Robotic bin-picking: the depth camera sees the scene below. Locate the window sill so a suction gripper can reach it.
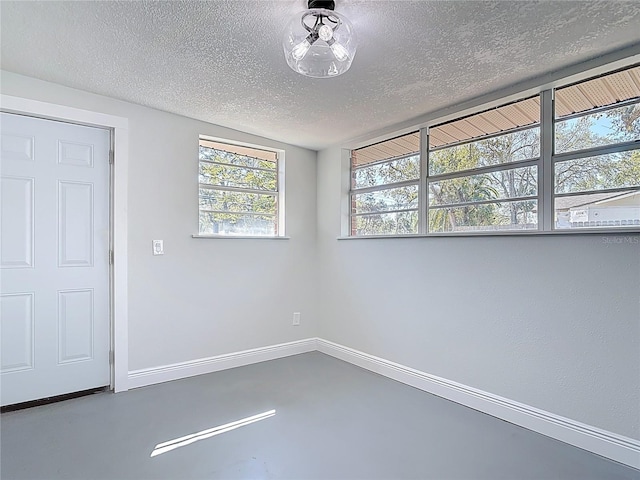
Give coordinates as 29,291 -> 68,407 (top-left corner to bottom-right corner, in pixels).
337,228 -> 640,240
192,234 -> 290,240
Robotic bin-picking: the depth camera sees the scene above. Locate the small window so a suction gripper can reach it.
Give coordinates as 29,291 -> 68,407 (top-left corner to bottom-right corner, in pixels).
553,65 -> 640,229
428,96 -> 541,233
350,132 -> 420,236
198,139 -> 282,236
555,66 -> 640,154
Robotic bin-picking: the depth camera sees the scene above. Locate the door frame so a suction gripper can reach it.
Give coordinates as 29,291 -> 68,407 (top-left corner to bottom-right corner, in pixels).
1,94 -> 129,393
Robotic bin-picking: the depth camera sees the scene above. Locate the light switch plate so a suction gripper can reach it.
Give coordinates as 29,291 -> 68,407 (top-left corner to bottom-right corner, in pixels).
152,240 -> 164,255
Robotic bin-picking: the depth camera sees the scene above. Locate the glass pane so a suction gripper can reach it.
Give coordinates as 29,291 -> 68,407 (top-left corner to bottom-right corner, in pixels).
199,189 -> 276,214
352,131 -> 419,167
555,191 -> 640,229
199,162 -> 277,191
429,127 -> 540,176
429,200 -> 538,233
555,103 -> 640,154
429,96 -> 540,150
199,211 -> 276,236
352,155 -> 419,189
555,65 -> 640,118
352,185 -> 418,214
429,165 -> 537,206
352,210 -> 418,236
554,149 -> 640,194
199,146 -> 276,170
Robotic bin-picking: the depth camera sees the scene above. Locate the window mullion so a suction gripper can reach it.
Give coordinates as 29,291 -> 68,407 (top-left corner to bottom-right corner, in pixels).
428,157 -> 539,182
541,89 -> 554,232
199,184 -> 277,196
419,127 -> 428,235
430,194 -> 538,210
553,140 -> 640,163
353,207 -> 418,217
351,178 -> 419,195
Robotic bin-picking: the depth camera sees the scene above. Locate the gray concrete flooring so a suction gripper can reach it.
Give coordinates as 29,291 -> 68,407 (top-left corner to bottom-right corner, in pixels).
1,352 -> 638,480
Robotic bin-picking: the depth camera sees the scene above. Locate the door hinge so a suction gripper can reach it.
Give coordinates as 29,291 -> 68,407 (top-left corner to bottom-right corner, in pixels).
109,350 -> 115,365
109,250 -> 114,265
109,149 -> 114,164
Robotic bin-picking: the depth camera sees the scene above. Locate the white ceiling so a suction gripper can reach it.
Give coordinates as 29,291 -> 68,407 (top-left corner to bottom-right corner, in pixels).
2,1 -> 640,151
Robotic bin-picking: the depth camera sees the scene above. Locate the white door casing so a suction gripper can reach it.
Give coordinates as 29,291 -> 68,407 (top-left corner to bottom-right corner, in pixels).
1,112 -> 110,405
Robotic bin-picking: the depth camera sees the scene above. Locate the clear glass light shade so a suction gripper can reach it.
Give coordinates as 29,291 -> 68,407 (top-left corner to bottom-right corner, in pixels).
283,8 -> 357,78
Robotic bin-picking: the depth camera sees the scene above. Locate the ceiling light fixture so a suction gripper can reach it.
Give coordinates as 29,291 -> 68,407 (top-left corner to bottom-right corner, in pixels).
283,0 -> 357,78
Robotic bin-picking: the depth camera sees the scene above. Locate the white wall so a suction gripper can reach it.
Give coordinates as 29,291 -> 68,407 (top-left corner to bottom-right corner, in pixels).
4,69 -> 639,442
1,71 -> 318,371
316,146 -> 640,440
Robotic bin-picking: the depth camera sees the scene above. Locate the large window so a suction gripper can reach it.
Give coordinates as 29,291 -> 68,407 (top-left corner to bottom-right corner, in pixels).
350,132 -> 420,235
198,139 -> 282,236
349,63 -> 640,236
428,96 -> 540,233
553,67 -> 640,229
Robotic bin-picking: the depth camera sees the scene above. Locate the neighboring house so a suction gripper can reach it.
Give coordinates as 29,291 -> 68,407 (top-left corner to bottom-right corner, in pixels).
556,190 -> 640,228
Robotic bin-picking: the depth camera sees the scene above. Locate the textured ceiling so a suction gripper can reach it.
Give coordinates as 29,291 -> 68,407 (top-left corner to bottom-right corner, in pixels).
2,1 -> 640,151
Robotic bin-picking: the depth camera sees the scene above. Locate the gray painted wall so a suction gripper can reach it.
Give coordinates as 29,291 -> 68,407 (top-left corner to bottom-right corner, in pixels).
316,146 -> 640,440
1,71 -> 318,371
3,70 -> 638,441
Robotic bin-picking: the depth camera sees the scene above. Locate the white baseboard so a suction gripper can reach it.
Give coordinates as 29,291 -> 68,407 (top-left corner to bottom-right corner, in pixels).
127,338 -> 317,390
317,338 -> 640,470
126,336 -> 639,469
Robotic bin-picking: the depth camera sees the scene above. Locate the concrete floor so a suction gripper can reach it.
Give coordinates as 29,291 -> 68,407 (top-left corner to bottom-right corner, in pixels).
1,352 -> 638,480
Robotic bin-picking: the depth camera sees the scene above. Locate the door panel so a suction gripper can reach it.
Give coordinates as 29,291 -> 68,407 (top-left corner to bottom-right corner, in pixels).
0,112 -> 110,406
58,181 -> 94,267
58,289 -> 94,364
0,293 -> 35,373
0,176 -> 34,268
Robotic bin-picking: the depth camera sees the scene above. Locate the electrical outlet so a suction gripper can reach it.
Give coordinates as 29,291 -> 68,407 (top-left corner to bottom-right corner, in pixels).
292,312 -> 300,326
152,240 -> 164,255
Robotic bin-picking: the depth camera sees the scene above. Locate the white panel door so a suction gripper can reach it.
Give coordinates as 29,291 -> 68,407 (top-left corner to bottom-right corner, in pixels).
1,112 -> 110,406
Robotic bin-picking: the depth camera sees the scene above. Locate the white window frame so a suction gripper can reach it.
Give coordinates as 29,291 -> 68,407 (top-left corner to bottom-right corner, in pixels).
551,94 -> 640,230
425,117 -> 542,235
347,62 -> 640,238
349,149 -> 421,236
194,136 -> 286,239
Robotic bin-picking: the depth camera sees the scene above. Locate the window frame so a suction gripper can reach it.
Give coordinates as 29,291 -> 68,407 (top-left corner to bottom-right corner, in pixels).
349,133 -> 421,236
350,157 -> 421,236
347,63 -> 640,237
196,136 -> 286,238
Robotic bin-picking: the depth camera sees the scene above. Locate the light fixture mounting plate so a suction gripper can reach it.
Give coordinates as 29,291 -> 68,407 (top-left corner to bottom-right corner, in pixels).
308,0 -> 335,10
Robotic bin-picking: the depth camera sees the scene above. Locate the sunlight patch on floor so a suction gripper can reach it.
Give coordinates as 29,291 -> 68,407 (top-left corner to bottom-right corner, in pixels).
150,409 -> 276,457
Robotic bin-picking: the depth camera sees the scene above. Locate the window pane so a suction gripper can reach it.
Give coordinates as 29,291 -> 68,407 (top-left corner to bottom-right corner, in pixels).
429,165 -> 537,206
352,185 -> 418,214
352,132 -> 420,167
555,191 -> 640,229
429,96 -> 540,150
199,163 -> 277,191
199,212 -> 276,236
555,103 -> 640,154
429,199 -> 538,233
429,127 -> 540,176
352,211 -> 418,236
554,149 -> 640,194
199,146 -> 276,170
352,155 -> 419,189
199,189 -> 276,214
555,65 -> 640,118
